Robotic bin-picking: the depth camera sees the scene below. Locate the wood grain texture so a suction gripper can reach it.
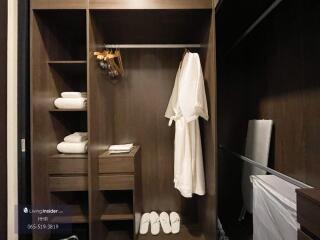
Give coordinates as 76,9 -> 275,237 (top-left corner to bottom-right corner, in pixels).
297,188 -> 320,238
198,10 -> 217,240
89,0 -> 212,9
0,0 -> 7,238
99,175 -> 134,190
31,10 -> 88,239
49,176 -> 88,192
48,157 -> 88,174
31,0 -> 88,9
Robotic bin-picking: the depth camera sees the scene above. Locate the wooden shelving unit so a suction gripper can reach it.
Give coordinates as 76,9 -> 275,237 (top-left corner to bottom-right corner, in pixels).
31,2 -> 217,240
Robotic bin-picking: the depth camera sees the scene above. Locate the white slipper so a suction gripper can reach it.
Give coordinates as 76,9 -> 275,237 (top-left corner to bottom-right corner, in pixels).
160,212 -> 171,234
150,211 -> 160,235
170,212 -> 180,234
139,213 -> 150,235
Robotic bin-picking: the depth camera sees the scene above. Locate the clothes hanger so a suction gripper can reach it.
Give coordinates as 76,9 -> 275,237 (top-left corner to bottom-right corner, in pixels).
94,49 -> 125,78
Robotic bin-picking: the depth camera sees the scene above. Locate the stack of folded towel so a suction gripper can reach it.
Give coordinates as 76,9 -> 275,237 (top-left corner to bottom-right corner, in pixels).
57,132 -> 88,154
109,144 -> 134,154
54,92 -> 87,110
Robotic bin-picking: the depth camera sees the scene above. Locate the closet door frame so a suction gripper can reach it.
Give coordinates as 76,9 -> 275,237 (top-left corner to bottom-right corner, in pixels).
18,0 -> 31,238
0,0 -> 8,238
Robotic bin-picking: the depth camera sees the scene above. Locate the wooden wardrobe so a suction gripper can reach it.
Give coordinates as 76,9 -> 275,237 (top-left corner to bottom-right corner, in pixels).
30,1 -> 217,239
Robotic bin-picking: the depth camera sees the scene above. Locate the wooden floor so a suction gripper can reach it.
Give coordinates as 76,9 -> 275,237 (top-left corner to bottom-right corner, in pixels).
137,225 -> 205,240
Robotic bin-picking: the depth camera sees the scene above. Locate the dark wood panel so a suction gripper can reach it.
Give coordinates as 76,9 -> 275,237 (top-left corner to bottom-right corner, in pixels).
198,10 -> 217,240
297,188 -> 320,238
49,176 -> 88,192
99,175 -> 134,190
48,157 -> 88,174
31,0 -> 88,9
89,0 -> 212,9
0,0 -> 7,238
298,230 -> 313,240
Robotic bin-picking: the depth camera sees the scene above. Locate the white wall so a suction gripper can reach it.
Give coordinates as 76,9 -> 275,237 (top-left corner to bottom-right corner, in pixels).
7,0 -> 18,238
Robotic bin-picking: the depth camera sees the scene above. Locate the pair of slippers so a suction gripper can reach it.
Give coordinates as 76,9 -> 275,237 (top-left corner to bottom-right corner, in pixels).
139,211 -> 180,235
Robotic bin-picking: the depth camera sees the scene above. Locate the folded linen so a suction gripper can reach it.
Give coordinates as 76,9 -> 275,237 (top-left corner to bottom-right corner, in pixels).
109,144 -> 134,152
64,132 -> 88,143
54,98 -> 87,110
61,92 -> 87,98
57,141 -> 88,154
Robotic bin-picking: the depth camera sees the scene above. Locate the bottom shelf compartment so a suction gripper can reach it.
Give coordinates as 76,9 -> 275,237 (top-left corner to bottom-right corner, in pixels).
100,190 -> 133,221
49,223 -> 88,240
103,221 -> 133,240
50,192 -> 88,224
137,224 -> 205,240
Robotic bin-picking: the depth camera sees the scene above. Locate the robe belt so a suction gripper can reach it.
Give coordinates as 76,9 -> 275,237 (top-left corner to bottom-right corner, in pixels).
168,114 -> 182,126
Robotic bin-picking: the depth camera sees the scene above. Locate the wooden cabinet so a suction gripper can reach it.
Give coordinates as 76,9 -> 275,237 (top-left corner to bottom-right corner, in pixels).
296,188 -> 320,240
30,1 -> 217,239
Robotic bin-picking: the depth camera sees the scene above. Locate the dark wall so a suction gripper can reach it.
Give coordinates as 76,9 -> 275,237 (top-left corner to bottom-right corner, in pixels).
0,0 -> 7,239
217,0 -> 320,238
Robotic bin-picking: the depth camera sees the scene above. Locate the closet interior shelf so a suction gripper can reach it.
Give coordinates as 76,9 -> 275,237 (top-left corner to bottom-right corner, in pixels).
103,44 -> 204,49
50,153 -> 88,159
49,109 -> 87,112
100,203 -> 133,221
47,60 -> 87,64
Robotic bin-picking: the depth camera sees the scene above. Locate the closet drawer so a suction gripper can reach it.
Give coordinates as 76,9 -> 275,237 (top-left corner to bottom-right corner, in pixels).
99,174 -> 134,190
50,176 -> 88,192
48,155 -> 88,175
99,157 -> 134,173
31,0 -> 88,9
296,188 -> 320,238
98,146 -> 140,174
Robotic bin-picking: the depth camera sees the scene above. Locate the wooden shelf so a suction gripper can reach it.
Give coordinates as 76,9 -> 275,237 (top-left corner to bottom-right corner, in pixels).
50,153 -> 88,159
51,205 -> 88,224
48,60 -> 87,64
101,203 -> 133,221
105,230 -> 132,240
137,225 -> 205,240
49,108 -> 87,112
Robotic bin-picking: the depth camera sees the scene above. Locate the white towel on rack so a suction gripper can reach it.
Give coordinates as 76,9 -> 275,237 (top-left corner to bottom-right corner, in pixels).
61,92 -> 87,98
165,52 -> 208,198
57,141 -> 88,154
242,120 -> 273,214
54,98 -> 87,110
64,132 -> 88,143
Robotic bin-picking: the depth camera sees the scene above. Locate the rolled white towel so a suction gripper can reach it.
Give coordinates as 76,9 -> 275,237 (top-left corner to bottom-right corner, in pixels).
54,98 -> 87,110
61,92 -> 87,98
64,132 -> 88,143
57,141 -> 88,154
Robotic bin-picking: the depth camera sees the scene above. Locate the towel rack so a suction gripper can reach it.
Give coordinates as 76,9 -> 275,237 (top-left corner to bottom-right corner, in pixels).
219,145 -> 312,189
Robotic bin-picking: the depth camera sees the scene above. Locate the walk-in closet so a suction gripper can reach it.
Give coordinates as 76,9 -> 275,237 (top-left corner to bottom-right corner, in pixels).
30,1 -> 217,239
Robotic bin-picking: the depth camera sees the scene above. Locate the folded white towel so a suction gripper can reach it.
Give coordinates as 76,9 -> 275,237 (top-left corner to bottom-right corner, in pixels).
109,144 -> 134,151
64,132 -> 88,143
57,141 -> 88,154
54,98 -> 87,110
61,92 -> 87,98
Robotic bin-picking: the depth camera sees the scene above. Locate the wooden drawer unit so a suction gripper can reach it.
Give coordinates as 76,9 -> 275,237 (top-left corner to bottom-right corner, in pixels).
99,174 -> 134,190
49,154 -> 88,175
99,146 -> 140,173
296,188 -> 320,239
50,176 -> 88,192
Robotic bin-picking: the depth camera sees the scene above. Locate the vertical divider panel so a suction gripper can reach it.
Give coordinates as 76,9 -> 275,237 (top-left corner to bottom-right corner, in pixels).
88,9 -> 115,239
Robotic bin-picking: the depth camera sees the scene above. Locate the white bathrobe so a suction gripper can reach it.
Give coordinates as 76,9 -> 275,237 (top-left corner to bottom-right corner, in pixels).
165,52 -> 209,198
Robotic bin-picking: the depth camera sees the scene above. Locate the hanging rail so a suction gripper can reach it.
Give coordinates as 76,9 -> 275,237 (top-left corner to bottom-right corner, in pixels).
219,145 -> 312,189
103,44 -> 204,49
224,0 -> 285,57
